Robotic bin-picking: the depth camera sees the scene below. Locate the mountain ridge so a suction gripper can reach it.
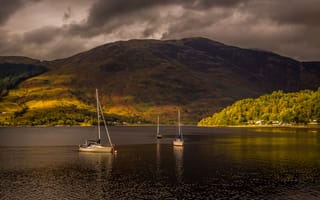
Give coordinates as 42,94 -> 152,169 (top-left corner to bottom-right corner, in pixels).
0,37 -> 319,125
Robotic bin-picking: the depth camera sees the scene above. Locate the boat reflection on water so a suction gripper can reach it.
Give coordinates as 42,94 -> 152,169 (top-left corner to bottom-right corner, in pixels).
173,146 -> 184,183
156,141 -> 161,174
77,152 -> 114,199
78,152 -> 114,179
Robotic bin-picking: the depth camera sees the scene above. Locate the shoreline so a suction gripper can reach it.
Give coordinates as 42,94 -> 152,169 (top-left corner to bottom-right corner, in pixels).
197,124 -> 320,129
1,124 -> 319,129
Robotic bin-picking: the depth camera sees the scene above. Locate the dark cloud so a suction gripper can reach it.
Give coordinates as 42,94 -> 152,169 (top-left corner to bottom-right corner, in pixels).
0,29 -> 24,57
23,26 -> 62,44
63,6 -> 72,21
86,0 -> 158,27
181,0 -> 250,9
69,0 -> 249,37
248,0 -> 320,26
0,0 -> 319,61
0,0 -> 25,25
47,37 -> 87,60
0,26 -> 87,60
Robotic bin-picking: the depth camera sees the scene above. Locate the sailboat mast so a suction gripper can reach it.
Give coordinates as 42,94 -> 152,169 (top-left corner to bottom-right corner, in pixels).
157,115 -> 160,134
178,110 -> 181,137
98,101 -> 113,147
96,88 -> 101,141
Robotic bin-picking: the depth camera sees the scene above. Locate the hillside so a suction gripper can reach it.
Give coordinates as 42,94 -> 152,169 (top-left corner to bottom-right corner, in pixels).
0,37 -> 319,125
0,56 -> 40,65
198,89 -> 320,126
0,63 -> 47,97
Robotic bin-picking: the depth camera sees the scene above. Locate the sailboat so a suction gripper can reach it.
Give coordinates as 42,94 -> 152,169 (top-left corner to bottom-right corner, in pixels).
173,110 -> 184,146
79,89 -> 114,153
156,115 -> 162,139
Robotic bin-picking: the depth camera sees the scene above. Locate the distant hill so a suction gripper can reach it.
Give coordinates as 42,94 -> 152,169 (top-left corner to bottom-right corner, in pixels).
198,89 -> 320,126
0,37 -> 319,125
0,56 -> 40,65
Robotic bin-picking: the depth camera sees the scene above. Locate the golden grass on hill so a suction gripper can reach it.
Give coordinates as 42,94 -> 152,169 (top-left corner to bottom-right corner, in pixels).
26,98 -> 90,110
107,105 -> 138,116
0,102 -> 21,112
25,87 -> 65,95
22,74 -> 74,85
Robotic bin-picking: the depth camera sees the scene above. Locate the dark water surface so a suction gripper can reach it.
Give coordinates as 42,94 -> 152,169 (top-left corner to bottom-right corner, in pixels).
0,126 -> 320,199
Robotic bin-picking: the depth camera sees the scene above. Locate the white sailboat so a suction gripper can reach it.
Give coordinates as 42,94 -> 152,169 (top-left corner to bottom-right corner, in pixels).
79,89 -> 114,153
173,110 -> 184,146
156,115 -> 162,139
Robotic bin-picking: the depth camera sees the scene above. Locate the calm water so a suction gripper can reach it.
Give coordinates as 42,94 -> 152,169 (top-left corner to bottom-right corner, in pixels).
0,126 -> 320,199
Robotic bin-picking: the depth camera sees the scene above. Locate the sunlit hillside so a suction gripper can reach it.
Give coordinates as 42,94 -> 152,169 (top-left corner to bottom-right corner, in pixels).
0,38 -> 319,126
198,89 -> 320,126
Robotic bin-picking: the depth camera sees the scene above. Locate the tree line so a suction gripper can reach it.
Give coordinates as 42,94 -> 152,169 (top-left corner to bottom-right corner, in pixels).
1,105 -> 149,126
198,88 -> 320,126
0,63 -> 47,97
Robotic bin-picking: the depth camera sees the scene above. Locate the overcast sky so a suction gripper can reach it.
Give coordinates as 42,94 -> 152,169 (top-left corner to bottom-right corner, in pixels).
0,0 -> 319,61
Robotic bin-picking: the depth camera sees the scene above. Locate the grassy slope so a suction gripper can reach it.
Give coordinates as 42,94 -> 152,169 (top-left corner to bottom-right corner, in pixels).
1,38 -> 319,126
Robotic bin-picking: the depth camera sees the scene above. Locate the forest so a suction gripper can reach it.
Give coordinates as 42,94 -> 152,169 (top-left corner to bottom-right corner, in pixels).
198,88 -> 320,126
1,104 -> 148,127
0,63 -> 47,97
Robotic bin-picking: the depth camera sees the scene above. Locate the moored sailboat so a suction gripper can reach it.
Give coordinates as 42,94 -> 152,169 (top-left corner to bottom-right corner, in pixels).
79,89 -> 114,153
173,110 -> 184,146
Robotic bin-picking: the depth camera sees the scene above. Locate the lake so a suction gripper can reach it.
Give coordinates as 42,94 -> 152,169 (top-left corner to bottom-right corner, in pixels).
0,126 -> 320,199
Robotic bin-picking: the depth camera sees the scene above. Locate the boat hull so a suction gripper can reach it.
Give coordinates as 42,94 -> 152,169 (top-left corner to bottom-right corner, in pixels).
173,139 -> 184,146
79,145 -> 113,153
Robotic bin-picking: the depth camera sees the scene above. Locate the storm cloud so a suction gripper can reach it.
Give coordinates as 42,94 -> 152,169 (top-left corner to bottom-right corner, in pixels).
0,0 -> 25,25
0,0 -> 319,61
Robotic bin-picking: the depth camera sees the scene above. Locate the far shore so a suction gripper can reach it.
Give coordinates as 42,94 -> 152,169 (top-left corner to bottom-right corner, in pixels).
1,123 -> 319,129
198,124 -> 320,129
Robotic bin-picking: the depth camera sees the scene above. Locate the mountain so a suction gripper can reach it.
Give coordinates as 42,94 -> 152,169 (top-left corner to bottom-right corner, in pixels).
0,37 -> 319,125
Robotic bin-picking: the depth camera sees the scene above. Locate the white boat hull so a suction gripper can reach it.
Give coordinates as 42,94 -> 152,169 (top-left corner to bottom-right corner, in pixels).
78,89 -> 115,153
173,139 -> 184,146
79,145 -> 113,153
